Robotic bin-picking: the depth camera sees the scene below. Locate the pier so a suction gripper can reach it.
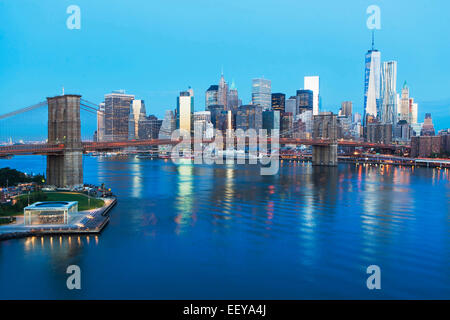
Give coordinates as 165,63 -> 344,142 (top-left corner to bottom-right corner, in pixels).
0,197 -> 116,241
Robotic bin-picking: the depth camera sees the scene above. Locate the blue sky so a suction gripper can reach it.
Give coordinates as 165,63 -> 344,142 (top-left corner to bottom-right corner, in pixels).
1,0 -> 449,136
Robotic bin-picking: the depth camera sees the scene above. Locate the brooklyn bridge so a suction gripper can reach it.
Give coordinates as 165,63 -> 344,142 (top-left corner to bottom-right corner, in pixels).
0,94 -> 409,187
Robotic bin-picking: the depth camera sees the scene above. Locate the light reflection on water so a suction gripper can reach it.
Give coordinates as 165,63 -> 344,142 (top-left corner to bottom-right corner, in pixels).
0,156 -> 449,299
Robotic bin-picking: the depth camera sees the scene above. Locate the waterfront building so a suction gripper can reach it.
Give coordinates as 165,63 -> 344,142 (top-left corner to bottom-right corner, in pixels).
236,105 -> 263,131
158,110 -> 176,154
176,88 -> 194,134
262,110 -> 280,134
138,115 -> 162,140
421,113 -> 435,136
252,78 -> 271,111
24,201 -> 78,225
296,89 -> 313,115
340,101 -> 353,118
285,97 -> 297,117
271,93 -> 285,113
128,100 -> 146,140
304,76 -> 320,115
381,61 -> 397,124
104,90 -> 135,141
411,136 -> 443,157
205,85 -> 219,109
363,37 -> 381,125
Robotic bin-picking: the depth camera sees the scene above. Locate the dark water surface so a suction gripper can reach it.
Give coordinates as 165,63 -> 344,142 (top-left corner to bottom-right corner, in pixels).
0,156 -> 449,299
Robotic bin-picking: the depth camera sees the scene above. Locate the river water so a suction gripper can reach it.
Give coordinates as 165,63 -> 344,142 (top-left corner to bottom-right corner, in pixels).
0,155 -> 449,299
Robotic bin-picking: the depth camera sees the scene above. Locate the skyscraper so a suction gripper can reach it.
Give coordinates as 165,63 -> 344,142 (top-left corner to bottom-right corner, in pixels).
227,80 -> 239,113
218,73 -> 228,108
399,82 -> 410,122
296,89 -> 313,114
205,85 -> 219,109
421,113 -> 435,136
252,78 -> 271,110
271,93 -> 285,113
381,61 -> 397,124
285,97 -> 297,117
104,90 -> 135,141
96,102 -> 105,142
176,88 -> 194,134
304,76 -> 320,115
128,99 -> 146,140
236,105 -> 263,130
363,35 -> 381,124
340,101 -> 353,117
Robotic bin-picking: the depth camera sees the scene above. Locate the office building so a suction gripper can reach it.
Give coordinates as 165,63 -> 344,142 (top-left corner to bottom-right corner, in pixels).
96,102 -> 105,142
176,88 -> 194,134
227,80 -> 239,113
285,97 -> 296,117
262,110 -> 280,134
128,99 -> 146,140
421,113 -> 435,136
296,89 -> 313,115
304,76 -> 320,115
252,78 -> 271,111
205,85 -> 219,109
104,90 -> 135,141
363,38 -> 381,124
236,105 -> 263,131
381,61 -> 397,124
340,101 -> 352,117
271,93 -> 285,113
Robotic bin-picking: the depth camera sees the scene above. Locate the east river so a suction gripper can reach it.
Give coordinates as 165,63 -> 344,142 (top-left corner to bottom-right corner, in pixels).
0,155 -> 449,299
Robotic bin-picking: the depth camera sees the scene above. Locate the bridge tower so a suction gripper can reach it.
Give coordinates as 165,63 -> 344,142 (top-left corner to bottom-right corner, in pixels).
312,113 -> 338,166
46,95 -> 83,187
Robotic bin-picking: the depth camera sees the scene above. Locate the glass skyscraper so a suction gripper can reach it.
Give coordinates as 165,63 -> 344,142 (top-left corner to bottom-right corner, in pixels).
303,76 -> 319,115
363,40 -> 381,124
104,90 -> 135,141
176,88 -> 194,134
296,89 -> 313,115
205,85 -> 218,109
271,93 -> 285,113
381,61 -> 397,125
252,78 -> 271,111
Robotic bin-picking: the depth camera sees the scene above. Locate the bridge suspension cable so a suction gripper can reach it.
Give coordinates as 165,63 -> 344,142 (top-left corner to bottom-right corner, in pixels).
0,101 -> 48,120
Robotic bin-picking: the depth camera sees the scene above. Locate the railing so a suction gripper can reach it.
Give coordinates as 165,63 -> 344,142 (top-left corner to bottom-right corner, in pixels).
0,143 -> 65,155
0,139 -> 410,156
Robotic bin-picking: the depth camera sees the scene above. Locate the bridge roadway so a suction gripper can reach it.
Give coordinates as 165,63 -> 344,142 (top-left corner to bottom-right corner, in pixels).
0,138 -> 408,156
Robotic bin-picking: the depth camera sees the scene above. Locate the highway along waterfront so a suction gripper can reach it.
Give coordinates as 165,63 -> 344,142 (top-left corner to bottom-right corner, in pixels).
0,155 -> 449,299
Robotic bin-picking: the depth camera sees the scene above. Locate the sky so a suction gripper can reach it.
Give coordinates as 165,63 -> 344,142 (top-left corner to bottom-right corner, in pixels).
0,0 -> 449,137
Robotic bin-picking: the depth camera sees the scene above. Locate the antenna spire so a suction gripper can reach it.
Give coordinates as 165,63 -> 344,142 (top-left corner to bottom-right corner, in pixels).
62,86 -> 65,95
371,30 -> 375,50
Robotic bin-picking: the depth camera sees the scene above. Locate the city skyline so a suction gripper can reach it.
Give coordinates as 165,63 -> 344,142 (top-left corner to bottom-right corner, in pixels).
1,1 -> 449,132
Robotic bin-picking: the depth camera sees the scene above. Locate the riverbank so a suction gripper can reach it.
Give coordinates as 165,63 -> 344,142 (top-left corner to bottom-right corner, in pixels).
0,197 -> 116,241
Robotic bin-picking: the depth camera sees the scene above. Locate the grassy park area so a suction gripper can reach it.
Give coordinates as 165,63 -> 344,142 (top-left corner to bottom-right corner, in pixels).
0,191 -> 104,217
